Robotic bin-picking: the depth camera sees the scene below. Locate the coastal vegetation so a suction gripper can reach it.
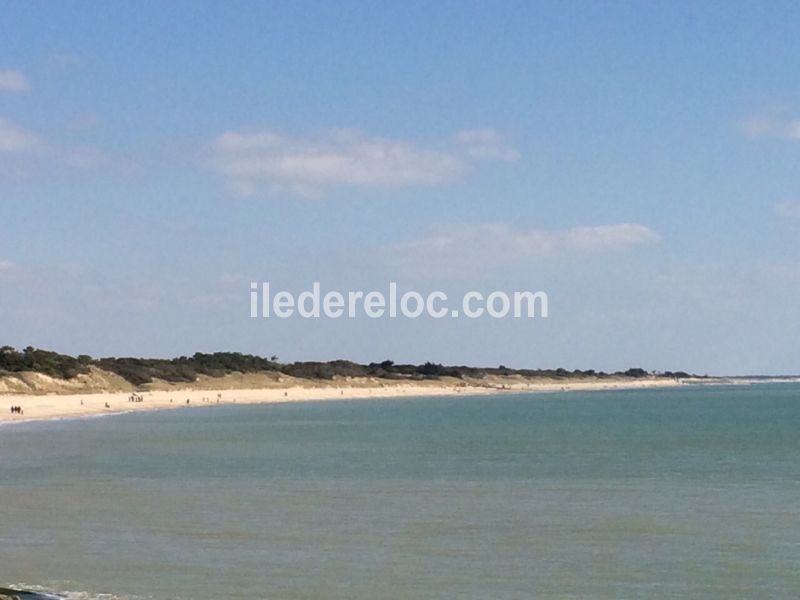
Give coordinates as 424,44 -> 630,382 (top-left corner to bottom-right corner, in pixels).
0,345 -> 693,387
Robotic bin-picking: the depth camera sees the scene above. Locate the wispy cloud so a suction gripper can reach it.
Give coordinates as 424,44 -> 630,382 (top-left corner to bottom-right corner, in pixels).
208,128 -> 516,196
453,128 -> 519,161
0,116 -> 133,179
741,109 -> 800,140
387,222 -> 660,275
0,69 -> 30,93
655,265 -> 749,309
0,260 -> 20,284
774,201 -> 800,219
0,117 -> 43,152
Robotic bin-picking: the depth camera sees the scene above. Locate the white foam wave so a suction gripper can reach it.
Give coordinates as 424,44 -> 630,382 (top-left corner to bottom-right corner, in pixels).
7,584 -> 143,600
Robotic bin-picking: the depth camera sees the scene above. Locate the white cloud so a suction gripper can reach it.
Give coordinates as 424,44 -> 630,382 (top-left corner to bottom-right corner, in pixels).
0,260 -> 16,272
0,117 -> 42,152
741,110 -> 800,140
208,128 -> 516,196
0,117 -> 133,180
0,70 -> 30,93
453,128 -> 519,161
774,201 -> 800,219
387,222 -> 660,275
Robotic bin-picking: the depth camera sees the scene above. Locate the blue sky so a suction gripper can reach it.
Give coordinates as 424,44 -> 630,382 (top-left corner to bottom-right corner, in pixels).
2,1 -> 800,374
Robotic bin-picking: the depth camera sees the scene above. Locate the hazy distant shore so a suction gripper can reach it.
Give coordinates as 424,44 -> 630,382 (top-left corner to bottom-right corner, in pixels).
0,371 -> 687,424
3,361 -> 796,425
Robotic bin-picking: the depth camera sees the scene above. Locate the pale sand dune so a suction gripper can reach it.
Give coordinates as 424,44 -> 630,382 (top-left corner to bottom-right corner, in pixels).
0,377 -> 682,424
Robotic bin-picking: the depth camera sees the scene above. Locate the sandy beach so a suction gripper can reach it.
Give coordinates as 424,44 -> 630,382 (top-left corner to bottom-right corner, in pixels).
0,376 -> 684,425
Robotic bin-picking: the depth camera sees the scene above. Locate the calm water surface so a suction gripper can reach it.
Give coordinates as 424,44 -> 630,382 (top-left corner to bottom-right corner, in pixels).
1,384 -> 799,599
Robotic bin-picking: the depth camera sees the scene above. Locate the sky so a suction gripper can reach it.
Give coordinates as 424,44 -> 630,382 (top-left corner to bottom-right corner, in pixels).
1,1 -> 800,375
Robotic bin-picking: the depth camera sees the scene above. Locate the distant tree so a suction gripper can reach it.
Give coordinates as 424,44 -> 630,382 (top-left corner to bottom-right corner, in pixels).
623,368 -> 648,378
417,362 -> 443,376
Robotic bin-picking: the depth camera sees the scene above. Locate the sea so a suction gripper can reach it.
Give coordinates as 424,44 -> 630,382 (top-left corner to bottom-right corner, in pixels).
1,383 -> 799,599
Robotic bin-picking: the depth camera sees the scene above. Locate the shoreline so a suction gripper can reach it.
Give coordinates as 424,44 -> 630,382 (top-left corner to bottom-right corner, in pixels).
0,377 -> 688,426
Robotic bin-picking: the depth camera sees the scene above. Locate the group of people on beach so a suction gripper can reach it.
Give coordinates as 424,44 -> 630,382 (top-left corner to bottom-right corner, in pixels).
9,405 -> 23,415
198,393 -> 223,404
128,393 -> 144,403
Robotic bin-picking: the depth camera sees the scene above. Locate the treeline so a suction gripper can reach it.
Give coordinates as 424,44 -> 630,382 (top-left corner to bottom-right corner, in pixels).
0,346 -> 692,387
95,353 -> 281,386
0,346 -> 92,380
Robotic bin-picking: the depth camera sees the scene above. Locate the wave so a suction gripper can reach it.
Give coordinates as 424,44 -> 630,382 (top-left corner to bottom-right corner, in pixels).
1,586 -> 136,600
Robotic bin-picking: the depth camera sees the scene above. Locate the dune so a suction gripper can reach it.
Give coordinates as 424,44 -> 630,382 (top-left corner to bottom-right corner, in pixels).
0,369 -> 683,424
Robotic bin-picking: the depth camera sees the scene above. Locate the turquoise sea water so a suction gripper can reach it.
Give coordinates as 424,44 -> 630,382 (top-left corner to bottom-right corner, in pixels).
1,384 -> 799,599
